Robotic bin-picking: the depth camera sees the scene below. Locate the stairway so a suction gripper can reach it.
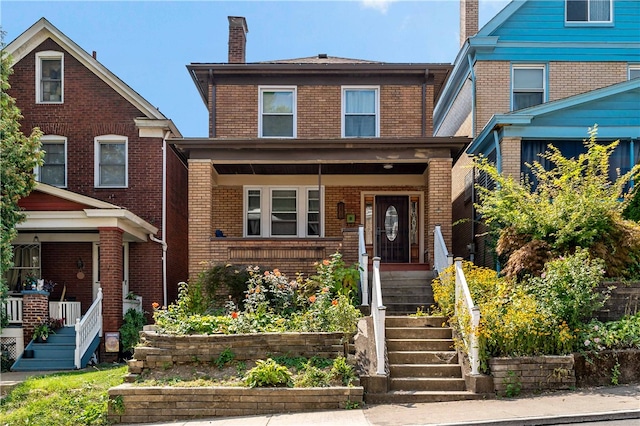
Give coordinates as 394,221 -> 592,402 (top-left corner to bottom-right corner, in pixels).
365,316 -> 485,404
11,326 -> 76,371
378,269 -> 436,315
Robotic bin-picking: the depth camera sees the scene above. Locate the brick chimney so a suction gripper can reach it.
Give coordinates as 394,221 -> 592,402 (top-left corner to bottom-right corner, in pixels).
460,0 -> 479,47
228,16 -> 248,64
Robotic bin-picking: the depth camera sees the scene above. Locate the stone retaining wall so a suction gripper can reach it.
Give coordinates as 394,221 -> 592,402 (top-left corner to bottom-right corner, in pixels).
574,349 -> 640,387
128,330 -> 346,374
489,355 -> 575,395
596,281 -> 640,322
108,385 -> 363,424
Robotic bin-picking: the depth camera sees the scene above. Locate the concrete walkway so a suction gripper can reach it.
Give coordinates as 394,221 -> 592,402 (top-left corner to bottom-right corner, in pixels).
1,370 -> 639,425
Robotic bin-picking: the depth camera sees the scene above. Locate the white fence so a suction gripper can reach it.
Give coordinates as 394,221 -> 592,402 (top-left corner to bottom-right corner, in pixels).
49,301 -> 82,326
2,297 -> 23,324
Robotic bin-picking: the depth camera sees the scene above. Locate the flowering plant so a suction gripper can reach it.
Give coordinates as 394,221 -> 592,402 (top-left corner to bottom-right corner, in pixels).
32,317 -> 63,341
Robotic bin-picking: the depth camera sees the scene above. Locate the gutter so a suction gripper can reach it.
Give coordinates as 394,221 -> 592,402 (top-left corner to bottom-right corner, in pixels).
150,130 -> 170,307
467,53 -> 476,137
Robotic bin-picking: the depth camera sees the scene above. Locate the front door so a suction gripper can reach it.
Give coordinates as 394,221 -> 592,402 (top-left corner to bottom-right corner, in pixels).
375,196 -> 409,263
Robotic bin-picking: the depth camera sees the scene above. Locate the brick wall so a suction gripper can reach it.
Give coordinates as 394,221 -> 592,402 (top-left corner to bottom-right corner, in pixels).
99,228 -> 124,336
489,355 -> 575,395
41,242 -> 93,313
165,148 -> 189,303
500,137 -> 522,180
214,84 -> 429,138
21,292 -> 49,344
188,160 -> 214,278
427,158 -> 453,263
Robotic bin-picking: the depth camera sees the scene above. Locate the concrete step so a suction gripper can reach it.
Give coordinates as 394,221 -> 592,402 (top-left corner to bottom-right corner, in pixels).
381,279 -> 434,289
386,316 -> 448,328
378,270 -> 436,280
365,390 -> 485,404
390,377 -> 467,392
386,327 -> 452,339
387,338 -> 454,352
11,358 -> 75,371
387,350 -> 458,364
384,303 -> 435,315
389,364 -> 462,378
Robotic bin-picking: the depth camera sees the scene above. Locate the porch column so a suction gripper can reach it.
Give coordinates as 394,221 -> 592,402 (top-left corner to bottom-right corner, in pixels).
21,291 -> 49,345
426,158 -> 453,266
500,137 -> 522,181
98,227 -> 124,334
188,159 -> 215,281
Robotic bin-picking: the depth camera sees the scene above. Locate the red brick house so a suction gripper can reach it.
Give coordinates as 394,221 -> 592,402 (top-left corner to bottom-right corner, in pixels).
4,18 -> 188,364
171,17 -> 469,281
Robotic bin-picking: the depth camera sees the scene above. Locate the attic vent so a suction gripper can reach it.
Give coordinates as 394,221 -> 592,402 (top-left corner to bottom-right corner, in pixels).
318,53 -> 328,59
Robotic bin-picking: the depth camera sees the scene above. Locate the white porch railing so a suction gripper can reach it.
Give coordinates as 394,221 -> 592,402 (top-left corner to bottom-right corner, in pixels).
49,301 -> 82,327
2,297 -> 23,325
358,225 -> 369,307
371,257 -> 386,375
433,225 -> 481,375
75,287 -> 103,369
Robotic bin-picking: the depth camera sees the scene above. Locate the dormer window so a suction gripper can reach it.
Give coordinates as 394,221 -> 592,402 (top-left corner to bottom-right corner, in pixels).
36,51 -> 63,103
566,0 -> 612,23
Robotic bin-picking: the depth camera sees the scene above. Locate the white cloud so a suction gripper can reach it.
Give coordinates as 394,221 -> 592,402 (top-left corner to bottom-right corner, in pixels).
361,0 -> 398,14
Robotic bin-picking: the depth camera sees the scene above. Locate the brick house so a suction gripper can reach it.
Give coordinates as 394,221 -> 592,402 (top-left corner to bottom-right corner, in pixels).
171,17 -> 470,282
4,18 -> 188,364
434,0 -> 640,265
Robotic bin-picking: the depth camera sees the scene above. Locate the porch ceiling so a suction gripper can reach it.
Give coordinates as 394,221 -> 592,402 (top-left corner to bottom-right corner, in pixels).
170,137 -> 470,175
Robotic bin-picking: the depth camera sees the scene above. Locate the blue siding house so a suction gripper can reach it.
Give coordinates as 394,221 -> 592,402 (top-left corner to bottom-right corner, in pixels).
435,0 -> 640,263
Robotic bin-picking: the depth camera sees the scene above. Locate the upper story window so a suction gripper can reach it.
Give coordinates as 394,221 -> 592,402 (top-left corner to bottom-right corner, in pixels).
35,51 -> 63,103
512,65 -> 545,111
36,135 -> 67,187
629,66 -> 640,80
342,86 -> 379,137
566,0 -> 612,23
244,186 -> 323,237
259,87 -> 296,138
95,135 -> 128,188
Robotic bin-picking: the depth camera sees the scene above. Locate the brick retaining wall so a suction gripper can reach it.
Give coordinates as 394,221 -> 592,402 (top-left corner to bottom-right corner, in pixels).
489,355 -> 575,395
108,385 -> 363,423
127,330 -> 346,374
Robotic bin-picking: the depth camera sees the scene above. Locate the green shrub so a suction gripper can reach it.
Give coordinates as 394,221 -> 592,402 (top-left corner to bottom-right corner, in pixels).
579,313 -> 640,351
294,362 -> 331,387
119,308 -> 147,353
243,358 -> 293,388
195,263 -> 254,310
330,356 -> 356,386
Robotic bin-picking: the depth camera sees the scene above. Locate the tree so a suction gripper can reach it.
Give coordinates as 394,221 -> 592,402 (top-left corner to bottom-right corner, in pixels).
475,126 -> 640,279
1,40 -> 44,306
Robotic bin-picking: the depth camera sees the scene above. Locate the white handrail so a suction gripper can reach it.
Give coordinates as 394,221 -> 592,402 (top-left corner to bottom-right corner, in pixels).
455,258 -> 481,375
75,287 -> 103,369
433,225 -> 454,273
2,297 -> 23,325
371,257 -> 386,375
358,225 -> 369,307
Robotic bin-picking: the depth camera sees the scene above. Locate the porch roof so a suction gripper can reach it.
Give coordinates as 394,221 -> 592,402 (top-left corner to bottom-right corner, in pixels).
169,136 -> 470,175
15,183 -> 158,243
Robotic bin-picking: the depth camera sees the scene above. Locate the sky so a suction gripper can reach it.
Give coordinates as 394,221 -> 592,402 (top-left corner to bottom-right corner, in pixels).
1,0 -> 510,137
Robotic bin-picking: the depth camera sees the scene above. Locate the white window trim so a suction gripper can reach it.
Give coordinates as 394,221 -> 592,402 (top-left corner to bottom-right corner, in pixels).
35,51 -> 64,104
243,185 -> 324,238
258,86 -> 297,138
565,0 -> 613,24
94,135 -> 128,188
629,65 -> 640,80
36,135 -> 67,188
511,65 -> 546,111
341,86 -> 380,138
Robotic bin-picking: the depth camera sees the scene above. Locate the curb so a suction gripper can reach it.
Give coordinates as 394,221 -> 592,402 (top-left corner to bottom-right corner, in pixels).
434,409 -> 640,426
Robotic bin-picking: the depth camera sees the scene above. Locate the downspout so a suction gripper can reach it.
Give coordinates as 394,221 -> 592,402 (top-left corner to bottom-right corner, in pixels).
150,130 -> 170,307
467,53 -> 476,137
631,139 -> 636,189
493,129 -> 502,174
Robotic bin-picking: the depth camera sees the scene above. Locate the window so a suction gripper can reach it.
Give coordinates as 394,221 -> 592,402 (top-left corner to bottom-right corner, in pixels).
512,66 -> 545,111
36,136 -> 67,187
566,0 -> 612,23
95,135 -> 127,188
36,51 -> 63,103
259,87 -> 296,137
4,244 -> 40,293
343,86 -> 379,137
244,186 -> 323,237
629,66 -> 640,80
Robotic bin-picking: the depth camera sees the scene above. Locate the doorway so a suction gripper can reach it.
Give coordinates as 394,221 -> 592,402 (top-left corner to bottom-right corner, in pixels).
375,196 -> 409,263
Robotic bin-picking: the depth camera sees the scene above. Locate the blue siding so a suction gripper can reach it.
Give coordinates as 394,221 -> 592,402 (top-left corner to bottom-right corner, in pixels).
477,0 -> 640,61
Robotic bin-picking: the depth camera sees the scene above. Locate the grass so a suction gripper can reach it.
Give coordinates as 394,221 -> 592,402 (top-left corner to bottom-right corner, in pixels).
0,364 -> 126,426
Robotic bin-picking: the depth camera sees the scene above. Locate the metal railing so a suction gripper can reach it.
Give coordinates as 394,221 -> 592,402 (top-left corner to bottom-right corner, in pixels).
75,287 -> 103,369
371,257 -> 386,375
2,297 -> 23,325
49,301 -> 82,327
433,226 -> 481,375
358,225 -> 369,307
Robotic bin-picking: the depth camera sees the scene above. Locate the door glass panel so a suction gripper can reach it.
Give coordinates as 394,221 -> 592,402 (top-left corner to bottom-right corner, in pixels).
385,205 -> 398,242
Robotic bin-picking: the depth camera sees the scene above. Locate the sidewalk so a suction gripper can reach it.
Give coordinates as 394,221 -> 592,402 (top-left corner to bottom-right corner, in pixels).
2,370 -> 639,425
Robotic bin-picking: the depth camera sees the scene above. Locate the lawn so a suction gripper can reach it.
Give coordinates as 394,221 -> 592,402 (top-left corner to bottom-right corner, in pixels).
0,364 -> 126,426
